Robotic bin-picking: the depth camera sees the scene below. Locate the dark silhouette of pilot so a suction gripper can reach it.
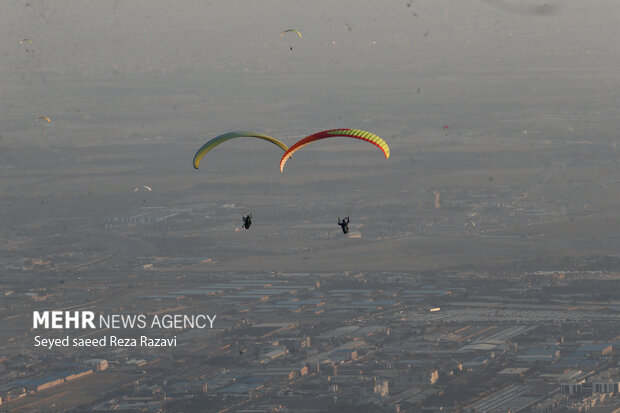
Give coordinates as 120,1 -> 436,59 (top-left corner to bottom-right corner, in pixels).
338,216 -> 350,234
242,214 -> 252,229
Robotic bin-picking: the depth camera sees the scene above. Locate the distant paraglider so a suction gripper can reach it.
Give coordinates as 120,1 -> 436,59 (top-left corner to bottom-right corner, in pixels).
35,116 -> 52,133
279,128 -> 390,172
133,185 -> 152,204
193,132 -> 288,170
20,39 -> 34,54
280,29 -> 302,51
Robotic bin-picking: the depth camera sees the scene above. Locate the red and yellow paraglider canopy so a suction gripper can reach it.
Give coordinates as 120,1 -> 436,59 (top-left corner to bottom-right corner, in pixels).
279,128 -> 390,172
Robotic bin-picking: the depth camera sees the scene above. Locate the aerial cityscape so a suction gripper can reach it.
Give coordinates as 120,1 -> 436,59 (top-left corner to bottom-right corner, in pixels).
0,1 -> 619,412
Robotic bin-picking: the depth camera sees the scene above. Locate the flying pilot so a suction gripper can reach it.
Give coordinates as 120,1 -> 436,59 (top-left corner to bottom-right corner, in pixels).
242,214 -> 252,230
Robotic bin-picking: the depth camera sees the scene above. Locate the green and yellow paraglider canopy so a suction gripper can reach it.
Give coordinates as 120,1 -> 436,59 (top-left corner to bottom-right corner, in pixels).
193,131 -> 288,169
280,29 -> 302,38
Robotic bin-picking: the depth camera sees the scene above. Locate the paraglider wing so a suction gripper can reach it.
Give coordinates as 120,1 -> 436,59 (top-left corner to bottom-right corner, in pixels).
20,39 -> 33,45
279,128 -> 390,172
35,116 -> 51,123
193,131 -> 288,169
280,29 -> 302,38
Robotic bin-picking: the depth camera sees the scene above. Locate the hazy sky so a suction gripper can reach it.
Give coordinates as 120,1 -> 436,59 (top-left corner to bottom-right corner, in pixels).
1,0 -> 619,151
1,1 -> 619,269
2,0 -> 619,78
